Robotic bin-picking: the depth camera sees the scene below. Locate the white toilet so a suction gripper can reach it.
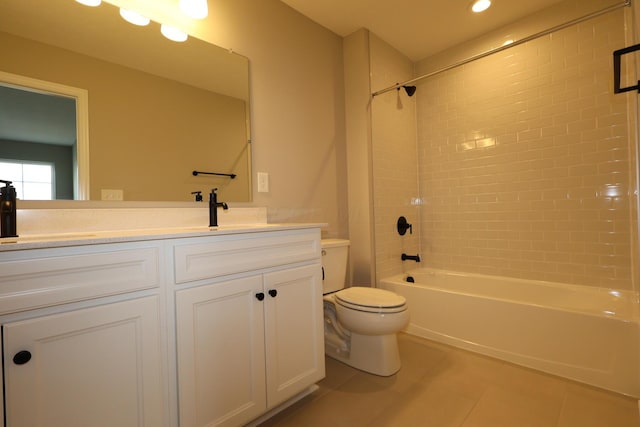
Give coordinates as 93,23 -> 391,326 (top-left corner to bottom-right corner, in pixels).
321,239 -> 409,376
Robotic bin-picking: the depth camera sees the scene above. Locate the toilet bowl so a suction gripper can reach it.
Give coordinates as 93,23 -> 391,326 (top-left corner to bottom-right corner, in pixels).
321,239 -> 409,376
334,287 -> 409,335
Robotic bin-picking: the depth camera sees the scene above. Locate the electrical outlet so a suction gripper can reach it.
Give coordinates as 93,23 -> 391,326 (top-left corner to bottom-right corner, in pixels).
101,189 -> 123,200
257,172 -> 269,193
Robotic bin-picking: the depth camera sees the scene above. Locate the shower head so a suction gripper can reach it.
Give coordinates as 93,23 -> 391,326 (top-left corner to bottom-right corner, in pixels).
404,85 -> 417,96
397,85 -> 417,97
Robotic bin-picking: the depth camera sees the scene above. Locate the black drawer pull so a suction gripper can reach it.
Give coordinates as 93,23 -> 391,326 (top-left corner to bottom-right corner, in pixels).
255,292 -> 265,301
13,350 -> 32,365
268,289 -> 277,298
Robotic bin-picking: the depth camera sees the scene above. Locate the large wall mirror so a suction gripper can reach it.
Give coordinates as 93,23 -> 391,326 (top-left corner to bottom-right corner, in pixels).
0,0 -> 252,202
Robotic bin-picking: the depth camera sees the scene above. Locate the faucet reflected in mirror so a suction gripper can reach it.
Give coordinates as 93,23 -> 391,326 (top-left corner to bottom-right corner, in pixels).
191,191 -> 203,202
209,188 -> 228,227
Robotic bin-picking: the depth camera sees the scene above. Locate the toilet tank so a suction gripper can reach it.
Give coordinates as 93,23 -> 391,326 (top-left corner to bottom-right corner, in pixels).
321,239 -> 350,294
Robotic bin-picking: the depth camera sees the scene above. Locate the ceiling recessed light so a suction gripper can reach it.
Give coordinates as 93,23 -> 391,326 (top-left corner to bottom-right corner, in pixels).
471,0 -> 492,13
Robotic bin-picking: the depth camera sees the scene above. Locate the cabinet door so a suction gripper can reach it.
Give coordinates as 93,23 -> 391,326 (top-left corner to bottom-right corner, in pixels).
263,264 -> 325,408
176,275 -> 266,427
2,296 -> 165,427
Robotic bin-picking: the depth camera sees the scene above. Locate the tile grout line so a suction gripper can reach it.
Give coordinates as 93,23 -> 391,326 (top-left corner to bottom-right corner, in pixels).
555,389 -> 570,427
457,387 -> 488,427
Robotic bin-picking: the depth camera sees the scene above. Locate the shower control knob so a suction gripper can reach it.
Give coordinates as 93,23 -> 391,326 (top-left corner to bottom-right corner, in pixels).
397,216 -> 413,236
268,289 -> 278,298
255,292 -> 265,301
13,350 -> 32,365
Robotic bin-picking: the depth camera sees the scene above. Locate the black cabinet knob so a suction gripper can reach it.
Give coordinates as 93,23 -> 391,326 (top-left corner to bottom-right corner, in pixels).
13,350 -> 32,365
268,289 -> 278,298
255,292 -> 265,301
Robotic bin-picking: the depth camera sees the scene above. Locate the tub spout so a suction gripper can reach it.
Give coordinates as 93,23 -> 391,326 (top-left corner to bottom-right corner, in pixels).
401,253 -> 421,262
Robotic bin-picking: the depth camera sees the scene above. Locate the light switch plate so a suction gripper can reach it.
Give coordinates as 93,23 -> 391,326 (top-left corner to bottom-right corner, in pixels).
257,172 -> 269,193
101,189 -> 123,200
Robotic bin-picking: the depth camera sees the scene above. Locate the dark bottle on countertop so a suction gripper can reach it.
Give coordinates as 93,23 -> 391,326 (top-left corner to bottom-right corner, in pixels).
0,180 -> 18,238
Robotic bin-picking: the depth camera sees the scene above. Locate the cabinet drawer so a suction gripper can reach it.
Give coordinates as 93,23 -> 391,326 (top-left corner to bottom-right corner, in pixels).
174,229 -> 320,283
0,243 -> 161,315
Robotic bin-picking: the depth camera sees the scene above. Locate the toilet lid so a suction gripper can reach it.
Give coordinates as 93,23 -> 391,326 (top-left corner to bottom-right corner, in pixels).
335,287 -> 406,313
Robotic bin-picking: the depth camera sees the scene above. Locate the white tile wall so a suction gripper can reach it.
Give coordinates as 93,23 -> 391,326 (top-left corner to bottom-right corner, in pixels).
414,9 -> 634,289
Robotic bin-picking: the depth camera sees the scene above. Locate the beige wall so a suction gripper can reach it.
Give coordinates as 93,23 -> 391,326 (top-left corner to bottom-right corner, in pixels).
415,5 -> 635,289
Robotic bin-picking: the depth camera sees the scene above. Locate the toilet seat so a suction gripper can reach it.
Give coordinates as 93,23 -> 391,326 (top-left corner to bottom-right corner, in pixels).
335,287 -> 407,314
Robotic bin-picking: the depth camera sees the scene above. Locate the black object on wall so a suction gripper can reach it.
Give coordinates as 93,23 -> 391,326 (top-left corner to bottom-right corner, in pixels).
614,44 -> 640,94
397,216 -> 413,235
193,170 -> 236,179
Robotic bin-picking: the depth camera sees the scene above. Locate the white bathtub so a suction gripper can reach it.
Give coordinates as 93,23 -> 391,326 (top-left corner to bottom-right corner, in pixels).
380,268 -> 640,397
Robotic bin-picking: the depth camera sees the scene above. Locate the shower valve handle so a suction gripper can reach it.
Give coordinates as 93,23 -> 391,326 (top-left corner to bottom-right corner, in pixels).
397,216 -> 413,236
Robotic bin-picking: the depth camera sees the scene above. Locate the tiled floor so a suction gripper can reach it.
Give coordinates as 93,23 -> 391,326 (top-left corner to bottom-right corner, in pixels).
261,333 -> 640,427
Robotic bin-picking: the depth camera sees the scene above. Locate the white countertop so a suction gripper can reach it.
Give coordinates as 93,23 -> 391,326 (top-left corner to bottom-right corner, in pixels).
0,223 -> 325,252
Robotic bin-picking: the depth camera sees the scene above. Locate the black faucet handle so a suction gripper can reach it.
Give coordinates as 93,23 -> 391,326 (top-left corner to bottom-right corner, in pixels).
397,216 -> 413,235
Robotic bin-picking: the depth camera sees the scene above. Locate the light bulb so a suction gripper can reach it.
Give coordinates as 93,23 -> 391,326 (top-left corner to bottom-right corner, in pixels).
75,0 -> 101,6
471,0 -> 491,13
161,24 -> 188,42
179,0 -> 208,19
119,8 -> 150,26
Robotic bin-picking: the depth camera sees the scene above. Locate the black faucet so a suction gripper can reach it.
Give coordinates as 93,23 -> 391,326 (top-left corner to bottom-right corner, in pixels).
0,179 -> 18,238
209,188 -> 228,227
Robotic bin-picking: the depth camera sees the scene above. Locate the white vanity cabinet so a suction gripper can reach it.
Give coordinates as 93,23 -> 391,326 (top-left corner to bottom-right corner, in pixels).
0,242 -> 167,427
0,224 -> 324,427
173,229 -> 325,427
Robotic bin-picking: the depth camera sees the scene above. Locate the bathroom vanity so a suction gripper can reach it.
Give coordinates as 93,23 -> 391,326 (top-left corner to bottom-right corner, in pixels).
0,224 -> 325,427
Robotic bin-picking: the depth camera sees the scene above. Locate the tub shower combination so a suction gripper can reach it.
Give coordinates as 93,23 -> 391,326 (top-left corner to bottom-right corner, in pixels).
380,268 -> 640,397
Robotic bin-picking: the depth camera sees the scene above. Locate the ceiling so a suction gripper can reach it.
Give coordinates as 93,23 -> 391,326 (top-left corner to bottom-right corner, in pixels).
280,0 -> 568,61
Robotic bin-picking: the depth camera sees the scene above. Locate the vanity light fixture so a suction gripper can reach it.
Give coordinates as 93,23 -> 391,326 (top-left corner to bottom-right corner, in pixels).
471,0 -> 491,13
179,0 -> 208,19
77,0 -> 188,43
119,8 -> 150,26
75,0 -> 101,6
161,24 -> 188,42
